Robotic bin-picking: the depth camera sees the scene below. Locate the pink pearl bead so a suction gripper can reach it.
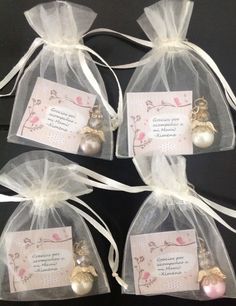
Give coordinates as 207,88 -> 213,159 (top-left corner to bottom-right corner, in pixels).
202,279 -> 226,299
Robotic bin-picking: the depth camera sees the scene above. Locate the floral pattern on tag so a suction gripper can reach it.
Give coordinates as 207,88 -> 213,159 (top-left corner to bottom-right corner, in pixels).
127,91 -> 193,156
6,227 -> 73,293
17,77 -> 96,154
130,229 -> 199,295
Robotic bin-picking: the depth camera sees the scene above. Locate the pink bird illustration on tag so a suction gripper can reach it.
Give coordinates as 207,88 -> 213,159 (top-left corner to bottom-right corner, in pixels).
52,233 -> 61,241
142,271 -> 150,280
174,97 -> 181,106
30,116 -> 39,125
176,236 -> 185,245
75,96 -> 83,106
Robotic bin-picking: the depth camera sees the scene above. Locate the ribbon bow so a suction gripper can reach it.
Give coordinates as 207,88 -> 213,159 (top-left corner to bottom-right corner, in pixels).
0,152 -> 150,289
133,154 -> 236,233
83,0 -> 236,111
0,41 -> 123,131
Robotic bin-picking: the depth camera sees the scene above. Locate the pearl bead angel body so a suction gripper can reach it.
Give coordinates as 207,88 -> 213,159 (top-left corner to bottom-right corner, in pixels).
70,241 -> 97,296
79,106 -> 105,156
198,238 -> 226,299
191,97 -> 217,149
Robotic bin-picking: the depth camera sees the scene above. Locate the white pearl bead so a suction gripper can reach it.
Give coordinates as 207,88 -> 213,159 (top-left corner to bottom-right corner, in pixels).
80,134 -> 102,155
192,127 -> 214,148
71,277 -> 93,296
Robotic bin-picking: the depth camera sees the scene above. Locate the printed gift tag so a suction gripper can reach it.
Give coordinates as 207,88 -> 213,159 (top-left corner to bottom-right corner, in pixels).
130,229 -> 199,295
6,227 -> 73,293
127,91 -> 193,156
17,77 -> 96,154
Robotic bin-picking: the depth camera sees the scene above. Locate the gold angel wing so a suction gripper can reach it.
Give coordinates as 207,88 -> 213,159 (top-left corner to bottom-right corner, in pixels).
71,265 -> 82,278
192,120 -> 217,133
85,265 -> 98,277
206,122 -> 217,133
71,265 -> 98,278
210,267 -> 226,279
80,126 -> 105,141
198,270 -> 207,282
191,120 -> 201,130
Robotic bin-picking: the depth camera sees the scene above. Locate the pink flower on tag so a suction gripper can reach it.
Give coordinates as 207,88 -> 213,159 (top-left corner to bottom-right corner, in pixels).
75,96 -> 83,106
142,272 -> 150,280
174,97 -> 181,106
138,132 -> 145,141
52,233 -> 61,241
18,268 -> 26,277
30,116 -> 39,124
176,236 -> 185,245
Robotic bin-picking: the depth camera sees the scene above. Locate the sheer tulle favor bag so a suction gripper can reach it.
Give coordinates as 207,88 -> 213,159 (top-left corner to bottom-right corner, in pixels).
0,1 -> 122,160
116,0 -> 236,157
122,154 -> 236,300
0,151 -> 126,301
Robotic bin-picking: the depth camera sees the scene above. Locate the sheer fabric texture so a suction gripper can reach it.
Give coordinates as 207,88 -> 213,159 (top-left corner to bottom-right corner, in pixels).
8,1 -> 113,160
116,0 -> 235,157
0,151 -> 110,300
122,154 -> 236,300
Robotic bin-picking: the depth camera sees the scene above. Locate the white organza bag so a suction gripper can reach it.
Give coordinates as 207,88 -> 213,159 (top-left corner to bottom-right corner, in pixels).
0,150 -> 126,301
122,154 -> 236,300
116,0 -> 235,157
0,1 -> 122,160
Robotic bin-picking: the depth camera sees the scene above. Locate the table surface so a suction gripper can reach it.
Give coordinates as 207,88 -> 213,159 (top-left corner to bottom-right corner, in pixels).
0,0 -> 236,305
